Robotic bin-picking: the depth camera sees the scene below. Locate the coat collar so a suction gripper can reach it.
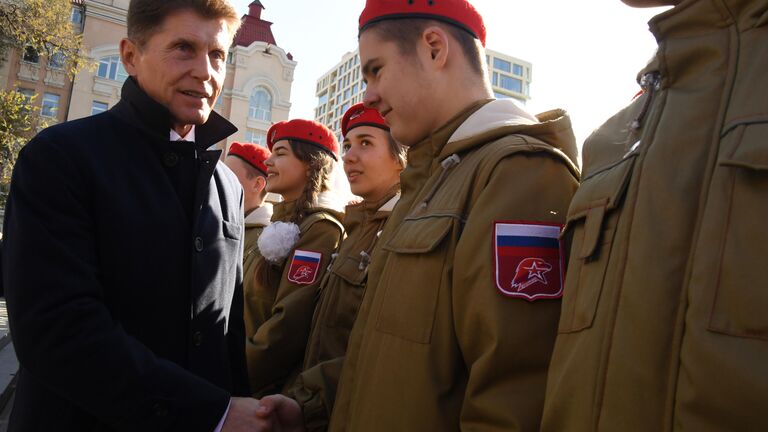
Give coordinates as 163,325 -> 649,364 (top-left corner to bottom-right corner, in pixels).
111,77 -> 237,150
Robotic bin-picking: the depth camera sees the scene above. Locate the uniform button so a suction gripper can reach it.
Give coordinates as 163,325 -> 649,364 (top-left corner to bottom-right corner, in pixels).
193,331 -> 203,346
163,152 -> 179,167
194,237 -> 204,252
153,402 -> 168,417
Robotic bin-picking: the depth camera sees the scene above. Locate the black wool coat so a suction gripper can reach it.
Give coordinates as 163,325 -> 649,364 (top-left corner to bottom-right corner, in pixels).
2,77 -> 249,431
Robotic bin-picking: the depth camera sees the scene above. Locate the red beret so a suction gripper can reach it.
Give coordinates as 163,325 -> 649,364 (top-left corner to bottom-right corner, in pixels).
359,0 -> 486,47
267,119 -> 339,160
228,142 -> 270,176
341,103 -> 389,138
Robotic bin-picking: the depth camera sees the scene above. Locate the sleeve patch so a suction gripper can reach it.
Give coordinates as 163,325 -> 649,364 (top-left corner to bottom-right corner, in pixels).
287,249 -> 323,285
493,221 -> 564,301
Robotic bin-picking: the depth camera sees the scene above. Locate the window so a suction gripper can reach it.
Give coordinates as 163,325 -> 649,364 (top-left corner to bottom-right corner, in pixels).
351,84 -> 358,95
41,93 -> 60,118
249,87 -> 272,121
70,6 -> 84,25
48,51 -> 66,69
318,93 -> 328,105
17,88 -> 35,105
341,102 -> 350,114
513,64 -> 524,76
494,91 -> 510,99
91,101 -> 108,115
493,58 -> 511,73
492,72 -> 498,86
499,75 -> 523,93
245,130 -> 267,147
343,89 -> 351,100
97,56 -> 128,82
22,46 -> 39,64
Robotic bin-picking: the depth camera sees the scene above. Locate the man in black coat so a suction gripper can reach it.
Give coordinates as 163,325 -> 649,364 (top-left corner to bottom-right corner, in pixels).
1,1 -> 269,430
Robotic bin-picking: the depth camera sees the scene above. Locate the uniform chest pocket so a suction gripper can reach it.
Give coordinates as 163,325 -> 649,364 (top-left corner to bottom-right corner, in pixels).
709,122 -> 768,340
322,255 -> 368,330
375,215 -> 454,344
558,155 -> 635,333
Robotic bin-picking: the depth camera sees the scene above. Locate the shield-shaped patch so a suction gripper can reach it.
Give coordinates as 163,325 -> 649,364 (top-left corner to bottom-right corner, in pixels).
493,221 -> 564,301
287,249 -> 322,285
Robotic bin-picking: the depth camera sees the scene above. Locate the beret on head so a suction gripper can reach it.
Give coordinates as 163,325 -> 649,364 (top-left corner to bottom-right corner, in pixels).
267,119 -> 339,160
341,103 -> 389,138
359,0 -> 486,47
228,142 -> 270,176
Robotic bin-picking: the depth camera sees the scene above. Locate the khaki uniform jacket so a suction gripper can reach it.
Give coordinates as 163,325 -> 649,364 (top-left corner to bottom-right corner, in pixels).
245,200 -> 343,397
243,204 -> 273,339
290,188 -> 400,431
329,99 -> 580,432
542,1 -> 768,430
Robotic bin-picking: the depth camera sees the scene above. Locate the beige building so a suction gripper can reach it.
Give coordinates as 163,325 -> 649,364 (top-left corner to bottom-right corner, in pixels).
314,47 -> 533,139
2,0 -> 295,152
0,0 -> 86,125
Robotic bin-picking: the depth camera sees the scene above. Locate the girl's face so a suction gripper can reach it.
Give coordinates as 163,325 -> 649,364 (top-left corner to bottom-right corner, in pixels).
264,140 -> 309,201
342,126 -> 402,202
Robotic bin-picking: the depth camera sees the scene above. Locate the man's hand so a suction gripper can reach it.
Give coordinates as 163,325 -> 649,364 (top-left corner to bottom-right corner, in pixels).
221,397 -> 275,432
255,394 -> 305,432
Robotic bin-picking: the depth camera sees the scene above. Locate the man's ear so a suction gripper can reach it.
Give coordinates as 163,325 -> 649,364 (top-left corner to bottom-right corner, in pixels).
254,175 -> 268,195
119,38 -> 139,76
420,26 -> 450,70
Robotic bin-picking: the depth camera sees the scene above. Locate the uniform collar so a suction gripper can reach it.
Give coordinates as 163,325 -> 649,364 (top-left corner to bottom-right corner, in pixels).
245,202 -> 273,227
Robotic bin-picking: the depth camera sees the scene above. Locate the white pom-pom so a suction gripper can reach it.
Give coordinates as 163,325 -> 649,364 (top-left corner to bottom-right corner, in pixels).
258,222 -> 300,263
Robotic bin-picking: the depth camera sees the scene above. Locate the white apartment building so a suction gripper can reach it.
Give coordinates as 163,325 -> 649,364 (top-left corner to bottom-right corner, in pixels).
314,47 -> 532,139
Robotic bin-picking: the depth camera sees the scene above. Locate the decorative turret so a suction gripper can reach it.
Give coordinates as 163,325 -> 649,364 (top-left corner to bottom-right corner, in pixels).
234,0 -> 277,47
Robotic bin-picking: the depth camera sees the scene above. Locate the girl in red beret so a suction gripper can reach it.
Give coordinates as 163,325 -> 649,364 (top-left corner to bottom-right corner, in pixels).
273,103 -> 406,426
245,119 -> 345,398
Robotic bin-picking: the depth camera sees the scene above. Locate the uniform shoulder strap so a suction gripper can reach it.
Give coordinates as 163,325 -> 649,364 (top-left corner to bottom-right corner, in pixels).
477,134 -> 581,180
298,211 -> 344,235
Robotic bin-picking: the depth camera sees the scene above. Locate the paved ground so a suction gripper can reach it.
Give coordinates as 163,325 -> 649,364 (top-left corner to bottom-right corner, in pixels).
0,299 -> 16,432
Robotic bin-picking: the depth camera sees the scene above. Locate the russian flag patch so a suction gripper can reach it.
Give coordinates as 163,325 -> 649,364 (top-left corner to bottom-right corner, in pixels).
287,249 -> 322,285
493,222 -> 564,301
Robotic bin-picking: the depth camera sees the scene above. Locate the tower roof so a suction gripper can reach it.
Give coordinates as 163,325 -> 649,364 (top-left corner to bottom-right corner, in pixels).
234,0 -> 276,47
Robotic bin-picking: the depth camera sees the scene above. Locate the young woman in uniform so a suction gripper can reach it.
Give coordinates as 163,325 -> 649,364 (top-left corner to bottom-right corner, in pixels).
283,103 -> 406,428
245,119 -> 345,397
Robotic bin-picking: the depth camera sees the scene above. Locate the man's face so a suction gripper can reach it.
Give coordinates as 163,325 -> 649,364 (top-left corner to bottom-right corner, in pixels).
360,30 -> 435,147
121,9 -> 232,134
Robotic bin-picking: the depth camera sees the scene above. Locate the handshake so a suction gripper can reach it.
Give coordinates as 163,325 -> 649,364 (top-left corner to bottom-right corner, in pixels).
222,395 -> 306,432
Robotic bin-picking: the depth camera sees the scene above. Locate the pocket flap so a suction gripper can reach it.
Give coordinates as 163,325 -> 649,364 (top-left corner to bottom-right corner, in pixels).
383,215 -> 454,254
719,124 -> 768,171
565,155 -> 636,259
331,255 -> 367,286
222,219 -> 243,240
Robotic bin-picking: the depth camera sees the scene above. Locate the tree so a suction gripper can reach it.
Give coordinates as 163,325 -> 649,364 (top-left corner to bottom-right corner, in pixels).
0,0 -> 93,208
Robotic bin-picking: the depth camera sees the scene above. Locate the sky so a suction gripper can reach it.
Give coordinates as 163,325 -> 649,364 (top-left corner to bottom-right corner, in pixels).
232,0 -> 671,148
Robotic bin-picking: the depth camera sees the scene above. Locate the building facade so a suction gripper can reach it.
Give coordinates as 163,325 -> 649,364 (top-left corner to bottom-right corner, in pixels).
314,47 -> 532,139
2,0 -> 294,152
0,0 -> 86,126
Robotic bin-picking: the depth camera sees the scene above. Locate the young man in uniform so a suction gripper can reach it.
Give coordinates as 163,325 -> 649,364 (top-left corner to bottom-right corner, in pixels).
542,0 -> 768,430
2,1 -> 269,430
224,142 -> 273,351
259,0 -> 580,430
